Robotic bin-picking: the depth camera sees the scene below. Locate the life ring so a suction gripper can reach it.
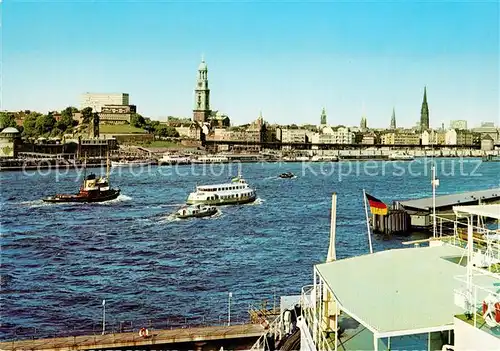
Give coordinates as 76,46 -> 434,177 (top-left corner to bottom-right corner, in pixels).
260,318 -> 269,329
495,302 -> 500,323
482,296 -> 500,327
139,328 -> 149,337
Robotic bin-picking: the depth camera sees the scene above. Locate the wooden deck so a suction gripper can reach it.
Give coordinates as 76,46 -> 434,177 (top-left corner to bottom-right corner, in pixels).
0,324 -> 264,351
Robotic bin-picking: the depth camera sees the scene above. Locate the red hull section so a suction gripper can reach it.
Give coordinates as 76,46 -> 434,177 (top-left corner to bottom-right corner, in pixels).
43,189 -> 120,203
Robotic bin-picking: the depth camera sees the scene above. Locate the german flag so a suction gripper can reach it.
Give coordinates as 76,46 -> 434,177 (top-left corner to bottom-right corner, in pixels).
366,193 -> 388,215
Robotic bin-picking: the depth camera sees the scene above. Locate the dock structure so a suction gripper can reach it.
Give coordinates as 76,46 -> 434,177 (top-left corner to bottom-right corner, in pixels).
0,324 -> 263,351
395,188 -> 500,228
371,209 -> 410,235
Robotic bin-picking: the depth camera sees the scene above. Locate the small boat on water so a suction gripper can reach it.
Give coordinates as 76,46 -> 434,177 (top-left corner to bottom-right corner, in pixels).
159,154 -> 191,165
111,159 -> 154,167
175,204 -> 218,219
311,155 -> 339,162
193,155 -> 229,163
482,155 -> 500,162
186,173 -> 257,206
388,152 -> 414,161
43,158 -> 120,203
279,172 -> 295,179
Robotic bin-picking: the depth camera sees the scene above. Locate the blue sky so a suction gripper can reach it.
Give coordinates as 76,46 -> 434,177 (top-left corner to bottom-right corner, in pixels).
2,0 -> 499,128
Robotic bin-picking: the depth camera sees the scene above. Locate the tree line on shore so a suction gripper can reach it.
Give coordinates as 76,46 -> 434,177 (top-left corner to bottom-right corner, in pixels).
0,108 -> 179,139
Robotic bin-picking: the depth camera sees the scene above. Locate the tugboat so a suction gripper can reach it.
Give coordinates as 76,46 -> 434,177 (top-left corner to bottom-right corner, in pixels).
279,172 -> 295,179
175,204 -> 218,219
43,157 -> 120,203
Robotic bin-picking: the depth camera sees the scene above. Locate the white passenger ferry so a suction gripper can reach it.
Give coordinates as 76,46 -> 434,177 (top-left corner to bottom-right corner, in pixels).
193,155 -> 229,163
111,159 -> 154,167
186,175 -> 256,205
159,154 -> 191,165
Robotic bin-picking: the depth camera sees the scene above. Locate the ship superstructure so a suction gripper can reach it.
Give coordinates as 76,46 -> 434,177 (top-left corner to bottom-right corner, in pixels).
251,203 -> 500,351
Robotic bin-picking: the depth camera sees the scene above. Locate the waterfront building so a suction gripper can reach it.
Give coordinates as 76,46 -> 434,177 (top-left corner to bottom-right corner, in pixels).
480,134 -> 494,151
210,111 -> 230,128
390,107 -> 396,129
0,127 -> 21,158
420,86 -> 430,131
277,128 -> 308,143
205,113 -> 265,144
361,132 -> 376,145
175,122 -> 202,140
445,129 -> 474,146
472,122 -> 499,143
193,57 -> 211,124
312,126 -> 354,144
381,131 -> 420,145
320,108 -> 327,126
99,105 -> 136,124
450,120 -> 468,130
245,112 -> 265,143
81,93 -> 129,112
380,132 -> 394,145
207,128 -> 235,141
421,130 -> 446,146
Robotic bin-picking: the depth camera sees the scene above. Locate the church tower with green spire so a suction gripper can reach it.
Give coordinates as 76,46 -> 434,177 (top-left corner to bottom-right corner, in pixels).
390,107 -> 396,129
193,56 -> 211,123
420,86 -> 429,131
320,108 -> 327,125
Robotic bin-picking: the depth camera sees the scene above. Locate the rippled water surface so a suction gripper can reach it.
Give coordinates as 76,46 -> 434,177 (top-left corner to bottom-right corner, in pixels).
1,159 -> 498,339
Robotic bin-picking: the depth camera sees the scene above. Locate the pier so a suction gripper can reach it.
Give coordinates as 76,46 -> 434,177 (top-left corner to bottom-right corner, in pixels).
394,188 -> 500,229
369,188 -> 500,235
0,324 -> 263,351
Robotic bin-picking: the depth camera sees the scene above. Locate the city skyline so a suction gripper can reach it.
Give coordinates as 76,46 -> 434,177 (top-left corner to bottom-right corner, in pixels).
2,1 -> 498,128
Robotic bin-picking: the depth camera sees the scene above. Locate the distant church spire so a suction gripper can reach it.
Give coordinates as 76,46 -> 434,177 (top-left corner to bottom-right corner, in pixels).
360,116 -> 367,131
320,108 -> 327,125
359,102 -> 367,131
390,107 -> 396,129
420,86 -> 429,131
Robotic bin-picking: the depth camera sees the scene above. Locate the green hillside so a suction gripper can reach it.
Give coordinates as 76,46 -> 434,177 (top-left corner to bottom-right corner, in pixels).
100,124 -> 146,134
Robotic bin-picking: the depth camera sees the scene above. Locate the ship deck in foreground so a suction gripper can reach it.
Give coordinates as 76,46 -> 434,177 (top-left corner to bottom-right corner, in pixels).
251,203 -> 500,351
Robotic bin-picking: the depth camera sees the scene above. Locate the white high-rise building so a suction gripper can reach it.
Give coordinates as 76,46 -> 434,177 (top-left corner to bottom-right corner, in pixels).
450,120 -> 468,130
80,93 -> 129,112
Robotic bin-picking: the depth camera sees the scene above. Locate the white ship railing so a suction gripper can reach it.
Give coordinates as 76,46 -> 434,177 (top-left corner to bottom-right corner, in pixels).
433,214 -> 500,268
249,314 -> 282,351
454,272 -> 500,331
300,285 -> 334,351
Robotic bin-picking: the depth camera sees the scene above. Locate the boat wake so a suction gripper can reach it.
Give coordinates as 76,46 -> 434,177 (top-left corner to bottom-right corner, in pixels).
205,209 -> 222,219
98,194 -> 133,205
158,203 -> 186,208
158,213 -> 181,223
159,208 -> 223,223
248,198 -> 265,206
17,199 -> 49,208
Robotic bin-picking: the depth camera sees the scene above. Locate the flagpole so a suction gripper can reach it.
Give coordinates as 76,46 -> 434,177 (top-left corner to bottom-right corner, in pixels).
363,189 -> 373,254
102,299 -> 106,335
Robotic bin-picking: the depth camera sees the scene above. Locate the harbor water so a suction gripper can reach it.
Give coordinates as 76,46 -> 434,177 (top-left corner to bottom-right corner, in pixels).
0,158 -> 498,339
